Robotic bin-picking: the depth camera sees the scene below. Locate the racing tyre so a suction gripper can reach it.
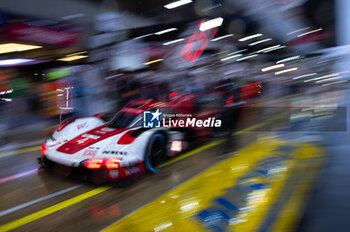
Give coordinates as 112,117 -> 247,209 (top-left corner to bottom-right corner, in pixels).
145,133 -> 167,173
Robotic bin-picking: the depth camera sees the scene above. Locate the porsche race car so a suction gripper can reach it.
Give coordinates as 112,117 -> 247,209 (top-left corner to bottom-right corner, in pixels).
39,99 -> 186,183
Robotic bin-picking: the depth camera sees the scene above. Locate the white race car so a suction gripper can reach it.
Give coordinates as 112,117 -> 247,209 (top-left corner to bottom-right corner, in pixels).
39,99 -> 185,183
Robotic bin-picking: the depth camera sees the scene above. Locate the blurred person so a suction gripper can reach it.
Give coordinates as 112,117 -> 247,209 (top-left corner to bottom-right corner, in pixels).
217,78 -> 243,156
38,78 -> 64,118
6,71 -> 31,128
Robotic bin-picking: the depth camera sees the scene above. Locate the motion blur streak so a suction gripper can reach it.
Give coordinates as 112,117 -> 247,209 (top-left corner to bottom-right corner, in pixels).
0,185 -> 82,217
103,140 -> 323,232
211,34 -> 234,42
287,27 -> 310,35
275,67 -> 298,75
164,0 -> 192,9
57,55 -> 88,62
261,64 -> 285,72
143,59 -> 163,65
298,28 -> 323,37
199,17 -> 223,31
249,38 -> 272,46
0,186 -> 111,232
237,54 -> 258,61
0,43 -> 42,54
160,139 -> 225,167
163,39 -> 184,45
239,34 -> 263,42
0,145 -> 41,158
0,168 -> 43,184
161,117 -> 276,168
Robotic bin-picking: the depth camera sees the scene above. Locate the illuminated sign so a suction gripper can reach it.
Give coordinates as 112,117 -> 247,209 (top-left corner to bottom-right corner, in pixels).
47,69 -> 71,80
181,20 -> 217,63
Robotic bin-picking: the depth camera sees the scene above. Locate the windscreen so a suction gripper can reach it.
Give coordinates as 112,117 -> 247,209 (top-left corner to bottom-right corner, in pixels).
108,112 -> 142,129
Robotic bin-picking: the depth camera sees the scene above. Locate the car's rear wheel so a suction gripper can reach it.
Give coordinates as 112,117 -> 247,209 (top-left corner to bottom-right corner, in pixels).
145,133 -> 167,173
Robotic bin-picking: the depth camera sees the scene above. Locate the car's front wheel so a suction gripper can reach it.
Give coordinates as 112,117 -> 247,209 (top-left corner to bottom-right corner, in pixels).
144,133 -> 167,173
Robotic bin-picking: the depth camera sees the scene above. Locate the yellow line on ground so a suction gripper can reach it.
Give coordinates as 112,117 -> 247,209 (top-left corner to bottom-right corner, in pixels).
0,114 -> 286,159
161,116 -> 277,167
0,145 -> 41,159
0,113 -> 285,231
0,186 -> 111,231
233,122 -> 266,136
161,139 -> 225,167
0,114 -> 283,231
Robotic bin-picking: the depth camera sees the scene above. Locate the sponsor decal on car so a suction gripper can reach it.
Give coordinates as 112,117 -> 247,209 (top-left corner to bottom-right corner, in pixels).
101,127 -> 115,132
83,146 -> 100,156
109,170 -> 119,178
102,151 -> 127,155
126,166 -> 142,175
77,122 -> 87,130
83,149 -> 98,156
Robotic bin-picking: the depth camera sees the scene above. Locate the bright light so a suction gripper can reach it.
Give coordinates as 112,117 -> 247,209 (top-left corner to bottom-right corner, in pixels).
237,54 -> 258,61
227,49 -> 247,56
163,38 -> 184,45
66,51 -> 87,57
287,27 -> 310,35
144,59 -> 163,65
105,158 -> 122,169
316,76 -> 341,83
221,54 -> 242,61
276,56 -> 300,64
0,43 -> 42,54
133,33 -> 154,40
297,28 -> 323,37
249,38 -> 272,46
261,64 -> 285,72
304,73 -> 340,82
211,34 -> 234,42
57,55 -> 88,62
170,140 -> 183,152
180,201 -> 199,212
164,0 -> 192,9
0,58 -> 34,66
199,17 -> 223,31
322,80 -> 347,86
275,67 -> 298,75
0,89 -> 13,95
258,45 -> 286,53
85,158 -> 103,169
155,28 -> 177,35
293,73 -> 317,80
0,98 -> 12,102
239,34 -> 262,42
41,143 -> 47,156
154,222 -> 173,232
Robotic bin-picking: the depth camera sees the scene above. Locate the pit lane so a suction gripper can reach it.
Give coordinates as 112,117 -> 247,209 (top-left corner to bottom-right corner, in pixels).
0,106 -> 295,232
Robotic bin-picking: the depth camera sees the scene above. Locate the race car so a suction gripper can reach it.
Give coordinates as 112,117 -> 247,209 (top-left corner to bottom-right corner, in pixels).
38,99 -> 186,183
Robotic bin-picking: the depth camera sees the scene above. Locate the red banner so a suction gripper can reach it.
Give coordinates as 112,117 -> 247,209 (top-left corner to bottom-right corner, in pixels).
1,23 -> 82,47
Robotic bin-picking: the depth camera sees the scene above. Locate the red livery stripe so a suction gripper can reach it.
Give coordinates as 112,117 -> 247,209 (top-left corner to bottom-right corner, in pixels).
117,130 -> 137,145
57,125 -> 126,154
